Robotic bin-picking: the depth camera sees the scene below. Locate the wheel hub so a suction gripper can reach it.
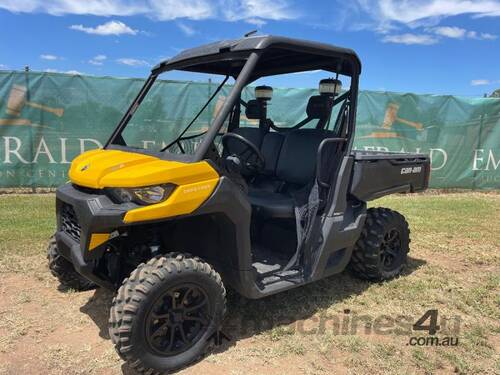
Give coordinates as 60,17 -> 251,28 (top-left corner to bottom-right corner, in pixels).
380,228 -> 402,271
171,310 -> 184,324
145,284 -> 211,356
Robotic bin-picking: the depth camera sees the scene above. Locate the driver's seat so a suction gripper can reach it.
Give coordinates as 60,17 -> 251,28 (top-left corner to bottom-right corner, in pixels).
249,128 -> 333,218
249,190 -> 295,218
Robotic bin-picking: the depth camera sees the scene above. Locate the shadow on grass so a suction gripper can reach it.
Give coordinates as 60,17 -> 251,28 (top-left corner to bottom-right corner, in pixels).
79,255 -> 426,374
219,256 -> 426,343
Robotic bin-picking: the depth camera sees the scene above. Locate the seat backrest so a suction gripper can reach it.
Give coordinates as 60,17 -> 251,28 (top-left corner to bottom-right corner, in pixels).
231,95 -> 337,188
231,127 -> 284,176
306,95 -> 331,119
260,132 -> 285,175
232,127 -> 263,148
306,95 -> 333,130
276,129 -> 334,186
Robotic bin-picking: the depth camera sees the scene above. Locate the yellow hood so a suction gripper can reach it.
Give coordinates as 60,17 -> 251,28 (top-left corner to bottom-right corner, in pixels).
69,149 -> 219,189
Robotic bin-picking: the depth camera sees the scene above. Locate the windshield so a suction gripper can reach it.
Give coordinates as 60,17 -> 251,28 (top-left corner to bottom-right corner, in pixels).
112,71 -> 234,155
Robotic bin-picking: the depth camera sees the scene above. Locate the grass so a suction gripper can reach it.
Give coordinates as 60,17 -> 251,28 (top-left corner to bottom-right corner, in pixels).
0,195 -> 54,274
0,192 -> 498,374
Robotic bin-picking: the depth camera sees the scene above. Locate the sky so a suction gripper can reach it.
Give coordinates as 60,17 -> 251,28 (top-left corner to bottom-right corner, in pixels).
0,0 -> 499,96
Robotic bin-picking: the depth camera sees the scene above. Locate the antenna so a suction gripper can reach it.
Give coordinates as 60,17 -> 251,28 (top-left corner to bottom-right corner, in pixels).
244,30 -> 258,37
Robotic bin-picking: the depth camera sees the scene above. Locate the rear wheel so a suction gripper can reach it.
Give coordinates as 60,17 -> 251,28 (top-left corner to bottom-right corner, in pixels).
109,253 -> 226,374
349,207 -> 410,281
47,236 -> 95,291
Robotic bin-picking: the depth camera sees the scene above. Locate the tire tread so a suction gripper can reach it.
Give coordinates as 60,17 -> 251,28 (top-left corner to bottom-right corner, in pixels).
109,252 -> 226,374
47,236 -> 95,291
349,207 -> 410,281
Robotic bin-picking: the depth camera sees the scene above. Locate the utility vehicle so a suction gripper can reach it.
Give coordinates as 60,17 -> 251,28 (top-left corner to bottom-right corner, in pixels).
48,35 -> 430,373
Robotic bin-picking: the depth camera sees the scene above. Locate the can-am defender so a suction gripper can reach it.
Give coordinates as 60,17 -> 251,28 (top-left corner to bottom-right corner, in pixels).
48,35 -> 430,373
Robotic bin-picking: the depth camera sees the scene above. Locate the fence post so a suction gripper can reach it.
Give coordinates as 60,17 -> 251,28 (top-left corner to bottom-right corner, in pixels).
472,111 -> 485,190
23,66 -> 37,193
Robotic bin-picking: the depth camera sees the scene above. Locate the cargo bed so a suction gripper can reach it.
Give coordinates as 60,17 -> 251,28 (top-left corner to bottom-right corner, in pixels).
349,150 -> 430,201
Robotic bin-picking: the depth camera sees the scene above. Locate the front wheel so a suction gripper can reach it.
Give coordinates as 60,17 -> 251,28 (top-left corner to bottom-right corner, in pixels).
109,253 -> 226,374
349,207 -> 410,281
47,236 -> 96,291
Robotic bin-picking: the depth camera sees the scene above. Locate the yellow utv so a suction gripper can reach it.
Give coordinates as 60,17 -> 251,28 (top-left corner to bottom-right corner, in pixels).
48,35 -> 430,373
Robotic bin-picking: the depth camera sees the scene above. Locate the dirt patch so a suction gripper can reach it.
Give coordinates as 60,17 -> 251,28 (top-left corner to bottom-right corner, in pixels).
0,269 -> 352,375
0,193 -> 498,374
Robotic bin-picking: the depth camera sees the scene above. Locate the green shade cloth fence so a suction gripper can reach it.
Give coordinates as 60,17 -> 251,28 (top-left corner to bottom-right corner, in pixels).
0,71 -> 498,188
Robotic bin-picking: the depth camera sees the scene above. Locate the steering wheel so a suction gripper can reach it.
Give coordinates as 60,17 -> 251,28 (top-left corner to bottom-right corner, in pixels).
221,133 -> 265,174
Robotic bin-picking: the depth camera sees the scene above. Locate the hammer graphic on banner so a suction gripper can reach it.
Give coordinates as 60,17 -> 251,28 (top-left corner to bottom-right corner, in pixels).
382,103 -> 423,130
6,84 -> 64,117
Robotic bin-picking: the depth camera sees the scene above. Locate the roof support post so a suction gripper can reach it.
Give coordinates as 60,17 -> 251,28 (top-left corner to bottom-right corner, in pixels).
194,52 -> 261,160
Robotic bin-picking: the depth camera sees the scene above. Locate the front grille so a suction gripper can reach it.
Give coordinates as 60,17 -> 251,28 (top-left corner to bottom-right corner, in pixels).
61,204 -> 81,242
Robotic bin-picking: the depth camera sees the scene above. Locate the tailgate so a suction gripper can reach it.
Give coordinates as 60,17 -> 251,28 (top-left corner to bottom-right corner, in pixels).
350,151 -> 430,201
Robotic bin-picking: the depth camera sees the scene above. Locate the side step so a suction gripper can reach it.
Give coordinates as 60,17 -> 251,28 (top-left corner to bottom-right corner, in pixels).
251,246 -> 303,286
252,260 -> 281,277
259,269 -> 301,286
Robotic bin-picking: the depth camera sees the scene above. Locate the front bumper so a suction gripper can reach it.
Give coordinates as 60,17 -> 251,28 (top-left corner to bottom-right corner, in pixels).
55,183 -> 135,288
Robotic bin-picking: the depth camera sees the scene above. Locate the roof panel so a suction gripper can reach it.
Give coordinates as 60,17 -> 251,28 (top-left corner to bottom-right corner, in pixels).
153,35 -> 361,77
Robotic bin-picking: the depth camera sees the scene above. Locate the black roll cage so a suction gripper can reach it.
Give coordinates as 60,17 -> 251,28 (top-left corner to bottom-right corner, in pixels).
104,36 -> 361,162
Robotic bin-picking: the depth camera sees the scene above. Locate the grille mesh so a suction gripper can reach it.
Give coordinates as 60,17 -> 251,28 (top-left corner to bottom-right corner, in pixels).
61,204 -> 81,242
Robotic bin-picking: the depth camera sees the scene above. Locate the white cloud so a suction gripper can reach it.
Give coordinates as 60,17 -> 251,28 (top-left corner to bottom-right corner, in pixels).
116,58 -> 150,67
349,1 -> 500,44
0,0 -> 297,22
471,79 -> 490,85
40,54 -> 61,60
470,79 -> 499,85
480,32 -> 497,39
222,0 -> 296,22
431,26 -> 467,38
245,17 -> 266,26
177,22 -> 196,36
0,63 -> 8,69
350,1 -> 500,40
429,26 -> 497,40
152,0 -> 213,20
89,54 -> 107,65
70,20 -> 137,35
382,33 -> 438,45
467,30 -> 498,39
45,68 -> 83,75
366,0 -> 500,25
0,1 -> 148,17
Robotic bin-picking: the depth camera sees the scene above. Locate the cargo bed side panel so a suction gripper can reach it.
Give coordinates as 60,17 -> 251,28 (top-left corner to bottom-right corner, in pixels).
349,151 -> 430,201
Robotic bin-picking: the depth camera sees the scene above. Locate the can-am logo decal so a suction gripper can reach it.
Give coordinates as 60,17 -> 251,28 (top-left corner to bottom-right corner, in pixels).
401,166 -> 422,174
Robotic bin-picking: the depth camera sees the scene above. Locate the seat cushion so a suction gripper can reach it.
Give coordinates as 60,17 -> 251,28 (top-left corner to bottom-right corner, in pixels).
249,190 -> 295,219
248,177 -> 281,193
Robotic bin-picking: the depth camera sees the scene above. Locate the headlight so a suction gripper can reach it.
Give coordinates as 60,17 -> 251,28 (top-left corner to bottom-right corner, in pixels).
108,184 -> 176,205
